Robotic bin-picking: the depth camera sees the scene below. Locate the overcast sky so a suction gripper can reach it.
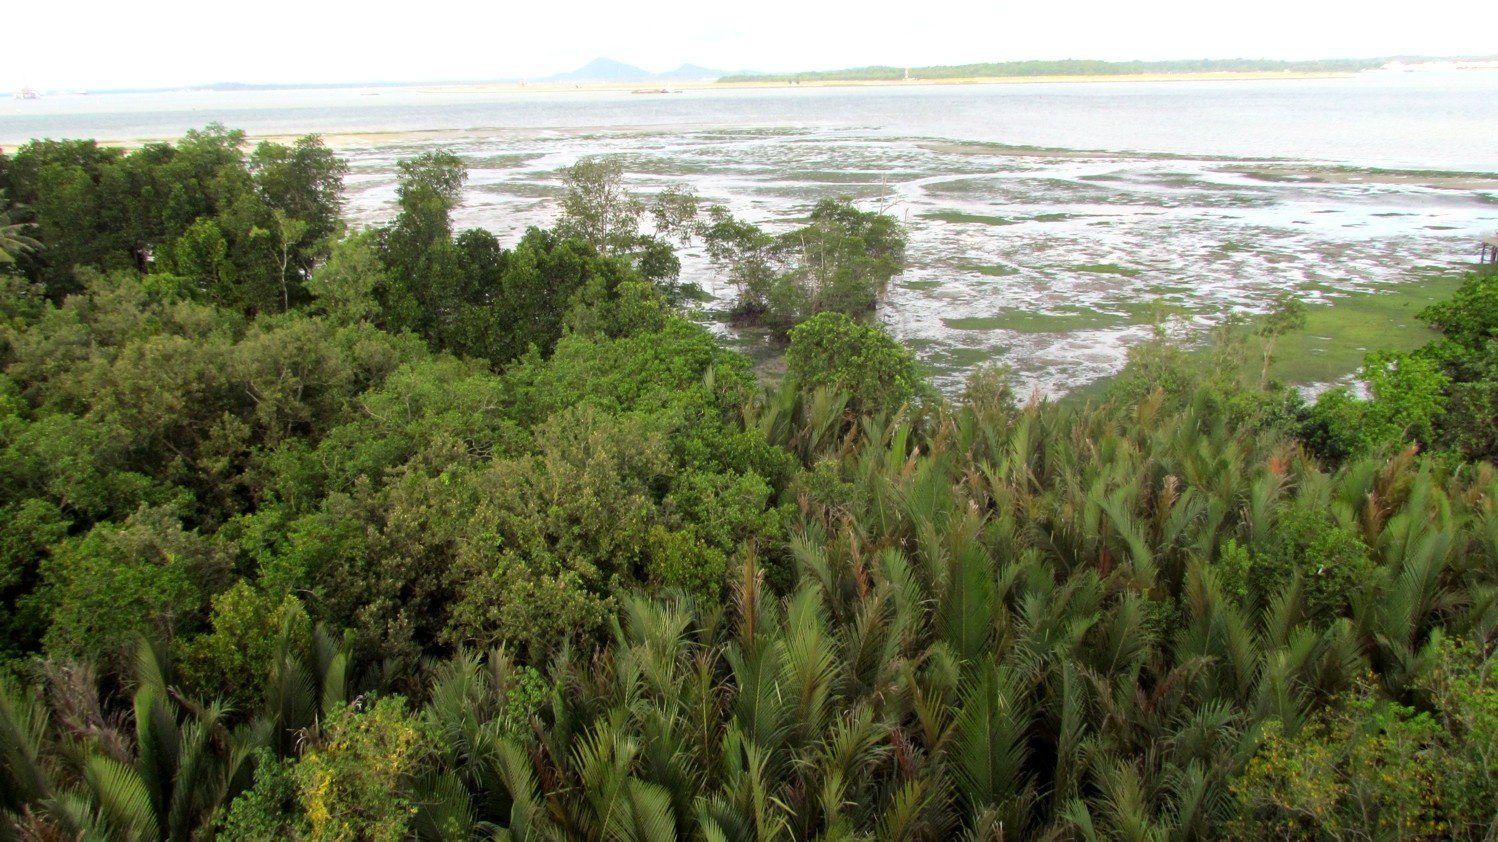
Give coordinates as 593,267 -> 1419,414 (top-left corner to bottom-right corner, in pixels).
5,0 -> 1494,91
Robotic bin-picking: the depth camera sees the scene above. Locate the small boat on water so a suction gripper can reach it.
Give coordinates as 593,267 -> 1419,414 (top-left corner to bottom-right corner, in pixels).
631,87 -> 681,95
13,88 -> 40,100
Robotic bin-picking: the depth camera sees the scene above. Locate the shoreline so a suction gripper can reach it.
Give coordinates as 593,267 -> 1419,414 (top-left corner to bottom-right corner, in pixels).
416,70 -> 1358,95
17,132 -> 1497,192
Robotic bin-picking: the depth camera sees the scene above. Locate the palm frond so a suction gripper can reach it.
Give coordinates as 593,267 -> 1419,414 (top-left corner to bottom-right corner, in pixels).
949,663 -> 1033,818
84,755 -> 160,842
0,675 -> 51,811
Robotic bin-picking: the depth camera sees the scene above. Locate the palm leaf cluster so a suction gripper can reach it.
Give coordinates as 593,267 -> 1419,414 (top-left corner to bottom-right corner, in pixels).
0,191 -> 42,266
0,622 -> 348,840
3,383 -> 1496,839
461,390 -> 1494,838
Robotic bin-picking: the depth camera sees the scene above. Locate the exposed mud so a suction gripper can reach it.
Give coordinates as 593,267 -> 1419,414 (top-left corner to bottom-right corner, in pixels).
337,126 -> 1498,395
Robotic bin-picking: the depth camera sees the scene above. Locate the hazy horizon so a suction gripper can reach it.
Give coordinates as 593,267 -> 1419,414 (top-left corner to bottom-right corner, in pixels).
11,53 -> 1498,95
5,0 -> 1494,92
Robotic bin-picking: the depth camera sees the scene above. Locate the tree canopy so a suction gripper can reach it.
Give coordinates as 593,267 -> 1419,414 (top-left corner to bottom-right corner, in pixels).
703,197 -> 907,334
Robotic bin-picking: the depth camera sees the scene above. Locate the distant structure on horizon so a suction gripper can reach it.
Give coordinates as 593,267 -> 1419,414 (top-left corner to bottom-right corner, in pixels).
13,87 -> 39,100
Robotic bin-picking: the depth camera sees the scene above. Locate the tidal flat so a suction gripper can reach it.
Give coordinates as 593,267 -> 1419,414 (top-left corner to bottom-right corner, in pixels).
8,76 -> 1493,395
336,125 -> 1497,394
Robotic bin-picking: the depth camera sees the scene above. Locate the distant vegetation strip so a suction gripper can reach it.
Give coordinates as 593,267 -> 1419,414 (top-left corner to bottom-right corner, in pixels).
718,56 -> 1482,83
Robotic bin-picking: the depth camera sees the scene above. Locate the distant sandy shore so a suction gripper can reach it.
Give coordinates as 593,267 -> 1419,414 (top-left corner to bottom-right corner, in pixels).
416,70 -> 1355,96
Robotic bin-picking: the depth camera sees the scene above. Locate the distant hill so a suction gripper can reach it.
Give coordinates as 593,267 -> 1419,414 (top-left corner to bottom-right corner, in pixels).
546,58 -> 650,83
544,59 -> 724,84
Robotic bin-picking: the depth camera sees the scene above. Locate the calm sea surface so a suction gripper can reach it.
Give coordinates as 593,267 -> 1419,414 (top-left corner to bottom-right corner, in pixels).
4,73 -> 1496,392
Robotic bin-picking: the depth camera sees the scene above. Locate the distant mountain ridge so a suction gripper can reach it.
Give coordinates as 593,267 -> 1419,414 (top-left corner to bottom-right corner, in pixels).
543,58 -> 725,83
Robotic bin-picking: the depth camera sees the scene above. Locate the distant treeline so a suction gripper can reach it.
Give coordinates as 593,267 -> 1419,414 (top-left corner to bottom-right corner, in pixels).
719,56 -> 1478,83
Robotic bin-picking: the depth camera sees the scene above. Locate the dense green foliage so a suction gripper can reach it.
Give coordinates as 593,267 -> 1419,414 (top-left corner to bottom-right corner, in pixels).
2,124 -> 347,310
1,129 -> 1496,840
785,312 -> 922,412
1306,269 -> 1498,463
0,192 -> 42,267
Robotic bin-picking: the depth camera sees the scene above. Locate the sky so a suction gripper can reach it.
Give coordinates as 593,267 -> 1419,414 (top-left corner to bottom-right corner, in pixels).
4,0 -> 1495,91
